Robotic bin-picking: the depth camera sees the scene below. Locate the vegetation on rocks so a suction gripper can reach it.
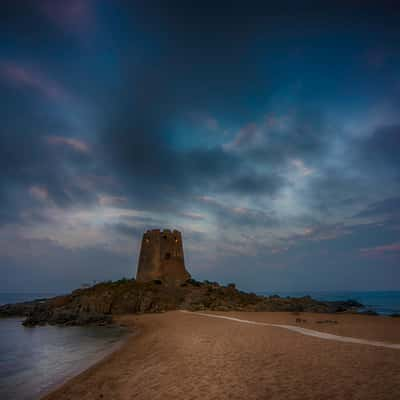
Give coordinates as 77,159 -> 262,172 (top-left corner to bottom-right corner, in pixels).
0,278 -> 363,326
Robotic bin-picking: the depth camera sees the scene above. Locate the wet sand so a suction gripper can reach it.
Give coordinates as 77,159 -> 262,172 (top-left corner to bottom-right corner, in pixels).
43,311 -> 400,400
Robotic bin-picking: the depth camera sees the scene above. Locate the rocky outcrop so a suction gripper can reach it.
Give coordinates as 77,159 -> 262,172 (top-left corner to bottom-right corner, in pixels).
23,308 -> 112,326
0,298 -> 48,317
0,278 -> 364,327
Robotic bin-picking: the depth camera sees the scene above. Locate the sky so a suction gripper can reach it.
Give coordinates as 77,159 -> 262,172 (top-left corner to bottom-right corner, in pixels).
1,1 -> 400,293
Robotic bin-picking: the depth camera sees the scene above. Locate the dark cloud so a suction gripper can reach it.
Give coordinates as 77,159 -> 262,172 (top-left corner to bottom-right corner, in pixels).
106,214 -> 168,238
224,173 -> 285,196
196,196 -> 279,229
109,222 -> 144,238
354,197 -> 400,219
248,111 -> 330,166
0,82 -> 100,224
97,58 -> 288,213
359,124 -> 400,171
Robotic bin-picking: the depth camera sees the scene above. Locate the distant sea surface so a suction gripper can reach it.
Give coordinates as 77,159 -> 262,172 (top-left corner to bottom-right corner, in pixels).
0,293 -> 127,400
259,290 -> 400,315
0,292 -> 61,306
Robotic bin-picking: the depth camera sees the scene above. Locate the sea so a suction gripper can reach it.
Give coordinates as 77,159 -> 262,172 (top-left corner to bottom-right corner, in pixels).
0,293 -> 128,400
0,290 -> 399,400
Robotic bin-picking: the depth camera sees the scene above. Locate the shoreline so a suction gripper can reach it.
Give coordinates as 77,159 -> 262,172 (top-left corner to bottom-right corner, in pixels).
41,311 -> 400,400
39,322 -> 137,400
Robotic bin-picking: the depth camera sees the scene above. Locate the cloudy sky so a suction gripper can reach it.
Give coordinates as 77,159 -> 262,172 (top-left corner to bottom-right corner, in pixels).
1,1 -> 399,293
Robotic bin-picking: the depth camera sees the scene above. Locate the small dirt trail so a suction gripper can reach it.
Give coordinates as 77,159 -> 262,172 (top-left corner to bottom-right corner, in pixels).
181,311 -> 400,350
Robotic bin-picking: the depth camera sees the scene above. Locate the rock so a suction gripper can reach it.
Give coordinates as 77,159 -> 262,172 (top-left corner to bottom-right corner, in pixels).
5,278 -> 365,327
359,309 -> 379,316
23,304 -> 53,326
23,306 -> 112,327
0,299 -> 47,318
323,299 -> 364,313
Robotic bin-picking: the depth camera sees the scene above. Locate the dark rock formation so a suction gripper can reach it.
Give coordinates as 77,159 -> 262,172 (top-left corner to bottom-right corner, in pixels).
359,309 -> 379,316
0,298 -> 48,317
23,309 -> 112,326
322,299 -> 364,313
0,278 -> 365,327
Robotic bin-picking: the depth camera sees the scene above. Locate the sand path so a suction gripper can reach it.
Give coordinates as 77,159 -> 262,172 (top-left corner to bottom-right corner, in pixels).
182,311 -> 400,349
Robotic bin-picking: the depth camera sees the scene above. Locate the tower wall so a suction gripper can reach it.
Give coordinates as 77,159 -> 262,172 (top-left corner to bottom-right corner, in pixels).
136,229 -> 190,283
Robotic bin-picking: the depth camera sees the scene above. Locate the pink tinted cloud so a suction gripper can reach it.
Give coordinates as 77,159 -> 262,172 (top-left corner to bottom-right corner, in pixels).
39,0 -> 94,34
97,195 -> 128,207
285,224 -> 352,245
264,113 -> 289,128
360,242 -> 400,257
291,159 -> 314,176
187,112 -> 220,132
179,212 -> 205,221
223,123 -> 258,150
29,185 -> 49,202
46,136 -> 90,153
0,62 -> 68,101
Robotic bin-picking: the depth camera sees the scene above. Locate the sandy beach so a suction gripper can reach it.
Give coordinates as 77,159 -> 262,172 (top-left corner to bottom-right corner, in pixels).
43,311 -> 400,400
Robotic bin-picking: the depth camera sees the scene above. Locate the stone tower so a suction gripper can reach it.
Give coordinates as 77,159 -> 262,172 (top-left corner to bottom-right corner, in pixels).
136,229 -> 191,284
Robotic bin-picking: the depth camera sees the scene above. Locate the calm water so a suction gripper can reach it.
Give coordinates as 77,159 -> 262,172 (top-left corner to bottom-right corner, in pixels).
0,293 -> 60,306
0,293 -> 127,400
259,290 -> 400,315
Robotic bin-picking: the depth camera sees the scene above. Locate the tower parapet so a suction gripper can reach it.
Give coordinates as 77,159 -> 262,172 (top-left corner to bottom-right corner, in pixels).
136,229 -> 191,284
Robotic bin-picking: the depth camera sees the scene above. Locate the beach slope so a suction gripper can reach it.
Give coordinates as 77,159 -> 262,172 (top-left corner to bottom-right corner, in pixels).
43,311 -> 400,400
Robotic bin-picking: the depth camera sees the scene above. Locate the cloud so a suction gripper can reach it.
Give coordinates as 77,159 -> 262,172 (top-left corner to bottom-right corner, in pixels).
97,195 -> 127,207
223,123 -> 258,150
108,222 -> 145,238
98,61 -> 281,213
0,107 -> 99,225
355,197 -> 400,220
29,185 -> 49,202
39,0 -> 95,35
0,233 -> 132,292
187,112 -> 220,132
0,61 -> 68,101
224,173 -> 285,196
291,159 -> 314,176
285,223 -> 353,244
360,242 -> 400,256
46,136 -> 90,153
196,195 -> 278,229
357,124 -> 400,172
179,212 -> 206,221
